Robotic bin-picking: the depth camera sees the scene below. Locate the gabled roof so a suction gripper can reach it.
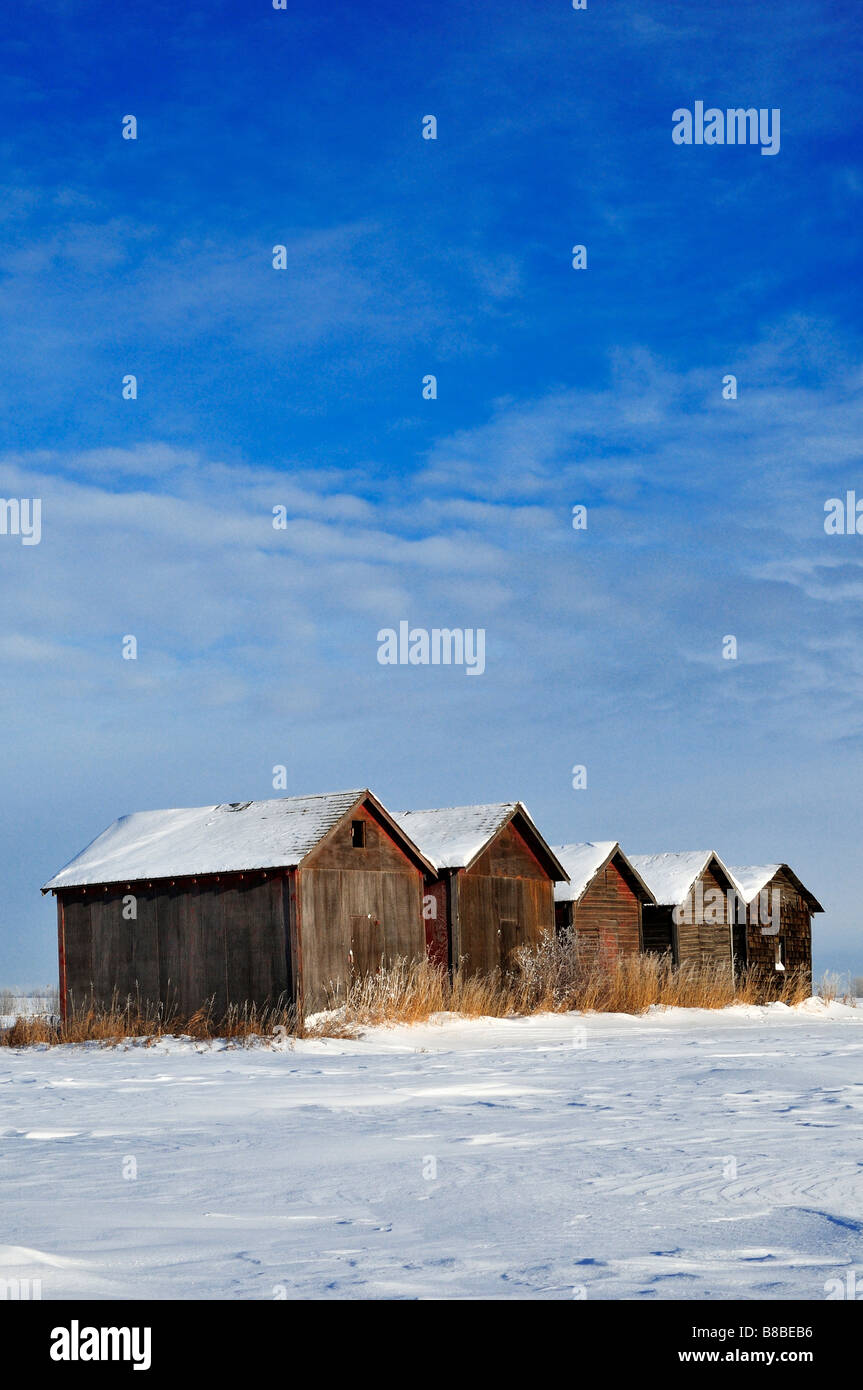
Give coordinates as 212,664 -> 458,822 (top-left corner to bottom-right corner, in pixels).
627,851 -> 740,907
728,864 -> 824,913
552,842 -> 655,905
43,789 -> 434,891
393,802 -> 569,881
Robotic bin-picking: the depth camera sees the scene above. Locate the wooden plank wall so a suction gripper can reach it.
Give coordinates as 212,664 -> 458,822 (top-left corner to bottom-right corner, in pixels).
614,865 -> 757,972
671,864 -> 734,967
571,857 -> 642,964
458,820 -> 555,973
298,804 -> 425,1011
58,873 -> 289,1017
744,868 -> 812,975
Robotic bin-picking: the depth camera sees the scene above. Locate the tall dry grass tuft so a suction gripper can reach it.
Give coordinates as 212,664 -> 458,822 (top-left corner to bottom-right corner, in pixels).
0,935 -> 818,1047
333,931 -> 813,1027
816,971 -> 856,1006
0,989 -> 357,1048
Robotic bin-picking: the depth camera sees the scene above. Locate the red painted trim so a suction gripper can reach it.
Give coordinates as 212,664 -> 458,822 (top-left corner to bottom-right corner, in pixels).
289,868 -> 305,1020
56,894 -> 67,1025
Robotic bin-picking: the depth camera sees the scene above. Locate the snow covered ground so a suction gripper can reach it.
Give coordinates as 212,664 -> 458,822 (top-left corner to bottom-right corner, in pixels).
1,999 -> 862,1300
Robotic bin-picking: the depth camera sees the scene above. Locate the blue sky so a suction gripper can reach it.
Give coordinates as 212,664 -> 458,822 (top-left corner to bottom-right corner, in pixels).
1,0 -> 861,982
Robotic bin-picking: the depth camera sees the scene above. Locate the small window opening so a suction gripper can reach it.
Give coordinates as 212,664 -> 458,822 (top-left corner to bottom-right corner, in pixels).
351,820 -> 366,848
774,936 -> 786,972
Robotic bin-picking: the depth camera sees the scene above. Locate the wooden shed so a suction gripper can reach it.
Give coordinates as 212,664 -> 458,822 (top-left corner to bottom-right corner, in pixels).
627,851 -> 739,969
43,789 -> 435,1018
727,864 -> 822,977
551,842 -> 655,964
393,802 -> 568,974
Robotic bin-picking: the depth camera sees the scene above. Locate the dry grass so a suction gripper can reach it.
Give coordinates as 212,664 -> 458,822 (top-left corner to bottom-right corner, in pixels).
333,934 -> 812,1027
0,935 -> 820,1048
816,971 -> 856,1006
0,990 -> 357,1048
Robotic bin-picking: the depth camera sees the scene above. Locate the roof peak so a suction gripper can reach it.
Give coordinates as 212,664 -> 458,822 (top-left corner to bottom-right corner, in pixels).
398,800 -> 518,815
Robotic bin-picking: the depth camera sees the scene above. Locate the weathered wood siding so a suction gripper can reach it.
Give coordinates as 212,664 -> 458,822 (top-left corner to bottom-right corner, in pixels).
674,864 -> 734,967
57,872 -> 289,1016
298,803 -> 425,1010
642,865 -> 733,968
744,868 -> 813,976
457,820 -> 555,973
570,857 -> 642,964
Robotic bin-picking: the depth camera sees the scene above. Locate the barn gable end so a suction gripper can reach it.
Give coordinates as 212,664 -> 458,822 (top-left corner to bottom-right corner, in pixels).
728,862 -> 822,978
552,842 -> 654,964
296,793 -> 430,1012
394,802 -> 568,975
629,851 -> 739,969
467,817 -> 550,881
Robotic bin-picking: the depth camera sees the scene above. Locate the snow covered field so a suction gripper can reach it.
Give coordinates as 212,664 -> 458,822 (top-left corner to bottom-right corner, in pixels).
2,1000 -> 862,1301
0,991 -> 57,1030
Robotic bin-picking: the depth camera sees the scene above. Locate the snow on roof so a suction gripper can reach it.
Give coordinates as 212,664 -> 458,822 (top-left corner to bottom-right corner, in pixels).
627,851 -> 735,906
727,865 -> 782,904
551,843 -> 618,902
43,790 -> 368,890
393,803 -> 519,871
728,864 -> 823,912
